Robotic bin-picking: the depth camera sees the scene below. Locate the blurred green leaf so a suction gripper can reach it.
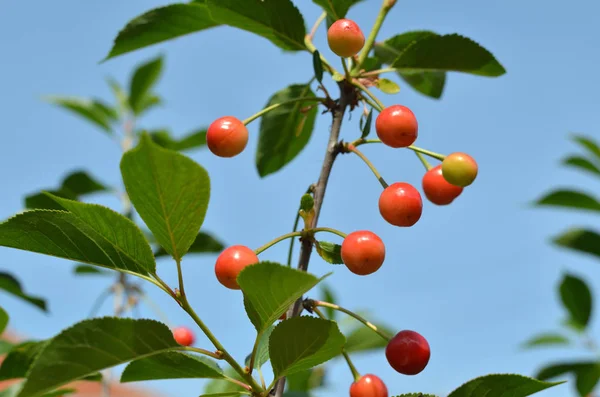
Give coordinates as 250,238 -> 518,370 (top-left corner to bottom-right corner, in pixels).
0,273 -> 46,312
0,341 -> 46,381
121,352 -> 223,382
572,135 -> 600,161
320,284 -> 336,320
287,367 -> 326,392
537,362 -> 600,396
314,241 -> 343,265
203,367 -> 247,395
238,262 -> 324,332
312,50 -> 323,83
0,340 -> 13,355
376,78 -> 400,94
244,324 -> 275,369
0,383 -> 76,397
104,2 -> 220,60
0,195 -> 156,277
559,274 -> 592,330
269,316 -> 345,378
563,156 -> 600,177
535,190 -> 600,212
360,109 -> 373,139
106,77 -> 129,115
206,0 -> 306,51
311,0 -> 364,19
256,84 -> 318,177
18,318 -> 180,397
553,228 -> 600,260
0,306 -> 8,334
147,128 -> 208,152
129,56 -> 163,115
155,231 -> 224,258
522,333 -> 570,348
139,94 -> 162,114
344,322 -> 394,354
73,264 -> 112,276
45,96 -> 117,134
448,374 -> 563,397
121,133 -> 210,261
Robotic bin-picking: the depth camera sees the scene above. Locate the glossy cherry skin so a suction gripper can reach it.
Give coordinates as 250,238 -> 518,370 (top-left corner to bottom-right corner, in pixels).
327,19 -> 365,57
378,183 -> 423,227
349,374 -> 389,397
214,245 -> 259,289
422,165 -> 464,205
206,116 -> 249,158
375,105 -> 418,148
173,326 -> 195,346
341,231 -> 386,275
385,330 -> 430,375
441,152 -> 478,187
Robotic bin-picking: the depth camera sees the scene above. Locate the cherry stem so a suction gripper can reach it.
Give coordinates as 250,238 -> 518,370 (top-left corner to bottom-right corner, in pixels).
255,231 -> 305,255
175,258 -> 186,299
314,307 -> 361,381
243,97 -> 325,125
247,328 -> 264,375
408,145 -> 446,161
354,0 -> 397,72
342,57 -> 352,80
360,67 -> 397,77
223,375 -> 253,392
257,367 -> 267,390
352,79 -> 384,111
415,151 -> 433,171
308,11 -> 327,40
183,346 -> 223,360
360,96 -> 383,113
312,300 -> 392,341
346,144 -> 389,189
312,227 -> 348,239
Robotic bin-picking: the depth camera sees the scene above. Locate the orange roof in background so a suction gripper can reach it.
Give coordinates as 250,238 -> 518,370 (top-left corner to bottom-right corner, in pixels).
1,330 -> 163,397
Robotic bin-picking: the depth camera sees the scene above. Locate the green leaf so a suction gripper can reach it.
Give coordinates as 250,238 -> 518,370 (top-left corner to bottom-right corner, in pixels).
203,367 -> 247,395
0,386 -> 76,397
147,128 -> 208,152
104,2 -> 220,60
270,316 -> 345,378
374,31 -> 447,99
390,34 -> 506,77
237,261 -> 325,332
244,325 -> 275,369
0,306 -> 8,334
553,228 -> 600,260
121,351 -> 223,382
559,274 -> 592,330
139,94 -> 162,114
73,264 -> 112,276
106,77 -> 129,115
0,340 -> 14,355
360,109 -> 373,139
312,50 -> 323,83
344,322 -> 394,354
537,362 -> 600,396
129,56 -> 163,115
0,197 -> 156,277
314,241 -> 343,265
24,189 -> 77,211
448,374 -> 563,397
572,135 -> 600,161
287,367 -> 326,392
44,97 -> 116,134
155,231 -> 224,258
121,133 -> 210,261
376,78 -> 400,94
18,317 -> 180,397
521,333 -> 570,348
256,84 -> 318,177
311,0 -> 364,19
60,171 -> 108,197
320,284 -> 336,320
0,341 -> 46,381
362,57 -> 383,72
535,190 -> 600,212
206,0 -> 306,52
0,273 -> 46,312
562,156 -> 600,177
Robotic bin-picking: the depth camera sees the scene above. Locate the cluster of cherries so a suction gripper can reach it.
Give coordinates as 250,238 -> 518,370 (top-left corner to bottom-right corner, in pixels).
167,16 -> 483,397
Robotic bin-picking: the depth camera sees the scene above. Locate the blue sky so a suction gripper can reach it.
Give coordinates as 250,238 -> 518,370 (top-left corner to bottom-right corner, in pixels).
2,1 -> 600,396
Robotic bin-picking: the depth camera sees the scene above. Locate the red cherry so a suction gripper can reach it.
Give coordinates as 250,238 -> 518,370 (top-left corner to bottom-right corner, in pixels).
206,116 -> 249,158
378,183 -> 423,227
214,245 -> 259,289
327,19 -> 365,58
341,231 -> 386,275
173,326 -> 195,346
375,105 -> 418,148
349,374 -> 388,397
385,330 -> 430,375
422,165 -> 464,205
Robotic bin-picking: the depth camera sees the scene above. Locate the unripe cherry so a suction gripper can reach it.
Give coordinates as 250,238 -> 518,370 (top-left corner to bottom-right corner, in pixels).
441,152 -> 478,187
214,245 -> 259,289
378,183 -> 422,227
206,116 -> 249,158
172,326 -> 195,346
341,231 -> 386,275
375,105 -> 418,148
385,330 -> 430,375
422,165 -> 464,205
327,19 -> 365,58
349,374 -> 388,397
